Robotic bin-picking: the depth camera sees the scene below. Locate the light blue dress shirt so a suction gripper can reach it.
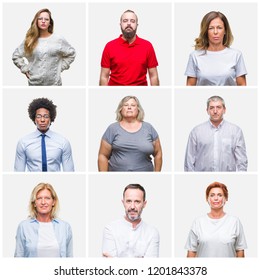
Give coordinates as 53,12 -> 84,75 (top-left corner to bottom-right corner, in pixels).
14,218 -> 73,257
184,120 -> 248,171
14,129 -> 74,172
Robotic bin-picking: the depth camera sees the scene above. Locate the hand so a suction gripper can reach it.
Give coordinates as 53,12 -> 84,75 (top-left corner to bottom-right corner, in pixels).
102,252 -> 113,258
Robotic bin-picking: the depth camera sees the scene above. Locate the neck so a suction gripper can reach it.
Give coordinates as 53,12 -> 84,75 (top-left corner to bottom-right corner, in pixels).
125,216 -> 141,228
207,43 -> 225,52
208,209 -> 225,219
210,119 -> 223,127
37,214 -> 52,223
39,30 -> 51,38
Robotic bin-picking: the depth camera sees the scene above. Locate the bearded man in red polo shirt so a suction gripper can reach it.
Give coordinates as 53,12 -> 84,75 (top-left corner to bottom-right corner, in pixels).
99,10 -> 159,86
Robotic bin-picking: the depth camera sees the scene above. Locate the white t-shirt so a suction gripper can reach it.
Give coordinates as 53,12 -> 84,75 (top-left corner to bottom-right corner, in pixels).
184,47 -> 247,85
102,217 -> 160,257
185,214 -> 247,257
37,222 -> 60,257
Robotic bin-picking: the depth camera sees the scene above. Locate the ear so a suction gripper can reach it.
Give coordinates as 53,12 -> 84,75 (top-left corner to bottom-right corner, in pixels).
143,200 -> 147,208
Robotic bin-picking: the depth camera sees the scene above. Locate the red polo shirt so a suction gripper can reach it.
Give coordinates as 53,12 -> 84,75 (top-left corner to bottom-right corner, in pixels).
101,35 -> 158,86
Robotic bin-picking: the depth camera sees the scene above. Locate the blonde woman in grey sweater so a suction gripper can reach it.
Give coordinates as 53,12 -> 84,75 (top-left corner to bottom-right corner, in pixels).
12,8 -> 76,86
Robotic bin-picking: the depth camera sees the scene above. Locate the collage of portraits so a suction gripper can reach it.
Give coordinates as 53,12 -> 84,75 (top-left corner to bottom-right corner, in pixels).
0,0 -> 259,268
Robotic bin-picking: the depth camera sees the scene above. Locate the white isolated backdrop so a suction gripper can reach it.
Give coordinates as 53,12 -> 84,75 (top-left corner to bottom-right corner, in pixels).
174,173 -> 257,257
88,173 -> 172,257
88,87 -> 173,172
174,2 -> 257,86
88,2 -> 172,86
3,2 -> 86,86
3,173 -> 86,257
2,87 -> 86,172
174,87 -> 257,172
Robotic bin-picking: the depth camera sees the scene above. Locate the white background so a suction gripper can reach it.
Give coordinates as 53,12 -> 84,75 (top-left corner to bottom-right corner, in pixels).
0,0 -> 259,279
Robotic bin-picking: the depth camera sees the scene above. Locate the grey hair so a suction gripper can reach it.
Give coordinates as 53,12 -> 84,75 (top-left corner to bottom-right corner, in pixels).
207,96 -> 225,109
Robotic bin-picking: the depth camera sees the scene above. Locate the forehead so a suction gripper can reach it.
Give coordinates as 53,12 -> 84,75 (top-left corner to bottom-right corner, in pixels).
209,17 -> 224,26
121,12 -> 137,21
124,98 -> 137,104
209,187 -> 224,195
124,188 -> 144,200
208,100 -> 223,107
37,188 -> 51,197
39,11 -> 50,18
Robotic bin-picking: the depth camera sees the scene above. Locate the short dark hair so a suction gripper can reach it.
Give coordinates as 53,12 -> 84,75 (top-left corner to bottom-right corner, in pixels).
28,97 -> 57,123
123,184 -> 146,201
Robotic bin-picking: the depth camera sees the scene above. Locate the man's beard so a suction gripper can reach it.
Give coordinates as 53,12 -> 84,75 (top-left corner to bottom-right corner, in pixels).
121,27 -> 137,40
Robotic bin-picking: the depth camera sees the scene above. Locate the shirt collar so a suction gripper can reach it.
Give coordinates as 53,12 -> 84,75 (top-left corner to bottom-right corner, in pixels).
35,128 -> 52,137
122,216 -> 143,230
209,119 -> 225,129
119,34 -> 140,46
29,217 -> 59,224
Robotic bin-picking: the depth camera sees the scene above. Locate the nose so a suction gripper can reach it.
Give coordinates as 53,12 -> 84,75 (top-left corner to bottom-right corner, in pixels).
213,27 -> 218,34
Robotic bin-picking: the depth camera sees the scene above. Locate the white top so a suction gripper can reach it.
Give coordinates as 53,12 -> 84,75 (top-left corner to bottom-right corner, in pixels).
102,217 -> 160,257
184,48 -> 247,85
185,214 -> 247,257
12,33 -> 76,85
184,120 -> 248,171
37,222 -> 59,257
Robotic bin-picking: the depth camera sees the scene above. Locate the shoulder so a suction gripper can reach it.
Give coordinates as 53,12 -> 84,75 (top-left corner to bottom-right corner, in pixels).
48,130 -> 69,141
105,122 -> 120,131
226,47 -> 243,55
53,218 -> 72,229
223,120 -> 242,131
190,121 -> 209,132
18,131 -> 39,143
105,37 -> 122,47
136,36 -> 153,45
141,221 -> 160,236
17,218 -> 36,228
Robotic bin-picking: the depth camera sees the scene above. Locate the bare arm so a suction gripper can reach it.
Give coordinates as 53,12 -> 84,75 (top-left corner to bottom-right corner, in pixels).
186,76 -> 197,86
236,75 -> 247,86
148,67 -> 159,86
98,139 -> 112,171
153,138 -> 162,171
99,67 -> 110,86
187,250 -> 197,257
236,250 -> 245,257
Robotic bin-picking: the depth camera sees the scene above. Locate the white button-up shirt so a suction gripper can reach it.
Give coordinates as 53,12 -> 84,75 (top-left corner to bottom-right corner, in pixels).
184,120 -> 247,171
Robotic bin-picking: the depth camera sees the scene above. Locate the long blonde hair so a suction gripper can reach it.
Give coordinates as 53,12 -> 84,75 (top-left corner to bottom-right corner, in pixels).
24,8 -> 54,56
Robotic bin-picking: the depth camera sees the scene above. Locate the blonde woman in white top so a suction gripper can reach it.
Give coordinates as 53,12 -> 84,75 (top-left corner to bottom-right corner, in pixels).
12,8 -> 76,86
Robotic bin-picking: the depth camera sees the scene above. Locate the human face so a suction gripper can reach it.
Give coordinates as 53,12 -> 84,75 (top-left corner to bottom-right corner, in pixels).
120,12 -> 138,40
122,188 -> 147,222
120,98 -> 139,120
207,187 -> 226,209
35,189 -> 55,216
207,100 -> 226,126
35,108 -> 51,133
207,17 -> 225,46
37,12 -> 50,31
